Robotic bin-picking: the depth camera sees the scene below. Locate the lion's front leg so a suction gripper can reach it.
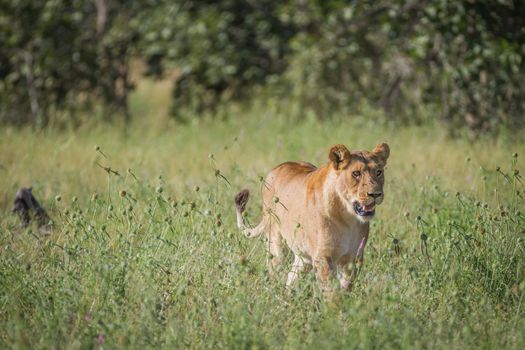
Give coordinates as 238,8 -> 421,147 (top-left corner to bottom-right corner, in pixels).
339,259 -> 362,291
313,256 -> 338,299
339,235 -> 368,291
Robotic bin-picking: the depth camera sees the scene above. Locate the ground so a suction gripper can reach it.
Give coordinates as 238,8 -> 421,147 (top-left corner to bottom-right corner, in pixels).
0,79 -> 524,349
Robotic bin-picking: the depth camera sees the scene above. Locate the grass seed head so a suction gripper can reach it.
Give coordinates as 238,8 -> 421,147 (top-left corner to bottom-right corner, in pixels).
239,255 -> 247,265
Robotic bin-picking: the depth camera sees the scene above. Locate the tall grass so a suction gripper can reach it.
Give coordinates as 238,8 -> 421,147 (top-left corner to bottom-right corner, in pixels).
0,78 -> 524,349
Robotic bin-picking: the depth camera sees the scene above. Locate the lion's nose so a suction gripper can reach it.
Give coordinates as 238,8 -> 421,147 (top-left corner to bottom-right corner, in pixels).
367,192 -> 382,199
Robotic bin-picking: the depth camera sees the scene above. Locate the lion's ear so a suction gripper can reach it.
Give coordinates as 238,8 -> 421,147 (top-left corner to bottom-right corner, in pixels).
329,144 -> 351,170
373,142 -> 390,164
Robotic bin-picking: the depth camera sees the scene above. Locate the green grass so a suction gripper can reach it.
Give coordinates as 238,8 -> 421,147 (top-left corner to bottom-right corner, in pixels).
0,79 -> 524,349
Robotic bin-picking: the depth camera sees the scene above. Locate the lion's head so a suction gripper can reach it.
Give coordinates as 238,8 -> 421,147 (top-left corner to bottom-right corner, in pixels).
329,143 -> 390,222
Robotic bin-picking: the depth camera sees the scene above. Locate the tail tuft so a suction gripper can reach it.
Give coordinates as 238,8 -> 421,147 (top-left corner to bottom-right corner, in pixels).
235,189 -> 250,213
235,188 -> 265,238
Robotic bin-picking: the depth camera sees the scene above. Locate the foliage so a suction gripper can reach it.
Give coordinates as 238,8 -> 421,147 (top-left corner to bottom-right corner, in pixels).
1,0 -> 524,132
421,0 -> 525,132
271,0 -> 525,129
137,0 -> 294,116
0,0 -> 145,126
141,0 -> 525,130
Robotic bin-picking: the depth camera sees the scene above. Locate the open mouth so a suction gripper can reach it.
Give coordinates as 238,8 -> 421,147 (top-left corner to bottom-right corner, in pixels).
353,202 -> 376,217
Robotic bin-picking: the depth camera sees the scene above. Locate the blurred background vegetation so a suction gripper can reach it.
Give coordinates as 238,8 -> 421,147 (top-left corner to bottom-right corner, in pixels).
1,0 -> 524,133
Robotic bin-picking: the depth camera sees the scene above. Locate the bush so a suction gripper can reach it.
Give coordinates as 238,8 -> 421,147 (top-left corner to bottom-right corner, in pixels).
0,0 -> 144,126
1,0 -> 524,132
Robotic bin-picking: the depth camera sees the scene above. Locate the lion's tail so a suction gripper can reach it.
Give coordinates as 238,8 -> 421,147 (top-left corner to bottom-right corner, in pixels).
234,189 -> 265,238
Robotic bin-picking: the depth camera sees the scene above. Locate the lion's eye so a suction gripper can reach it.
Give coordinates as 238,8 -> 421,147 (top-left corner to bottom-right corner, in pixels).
352,171 -> 361,178
376,170 -> 383,177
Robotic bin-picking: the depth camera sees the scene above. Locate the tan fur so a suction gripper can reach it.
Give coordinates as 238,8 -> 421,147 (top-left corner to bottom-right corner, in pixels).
235,143 -> 390,297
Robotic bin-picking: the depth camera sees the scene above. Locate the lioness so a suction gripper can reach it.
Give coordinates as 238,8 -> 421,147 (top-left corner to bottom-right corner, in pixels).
235,143 -> 390,296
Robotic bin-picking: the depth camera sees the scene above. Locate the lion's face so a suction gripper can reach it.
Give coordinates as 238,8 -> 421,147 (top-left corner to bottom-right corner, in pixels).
329,143 -> 390,222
